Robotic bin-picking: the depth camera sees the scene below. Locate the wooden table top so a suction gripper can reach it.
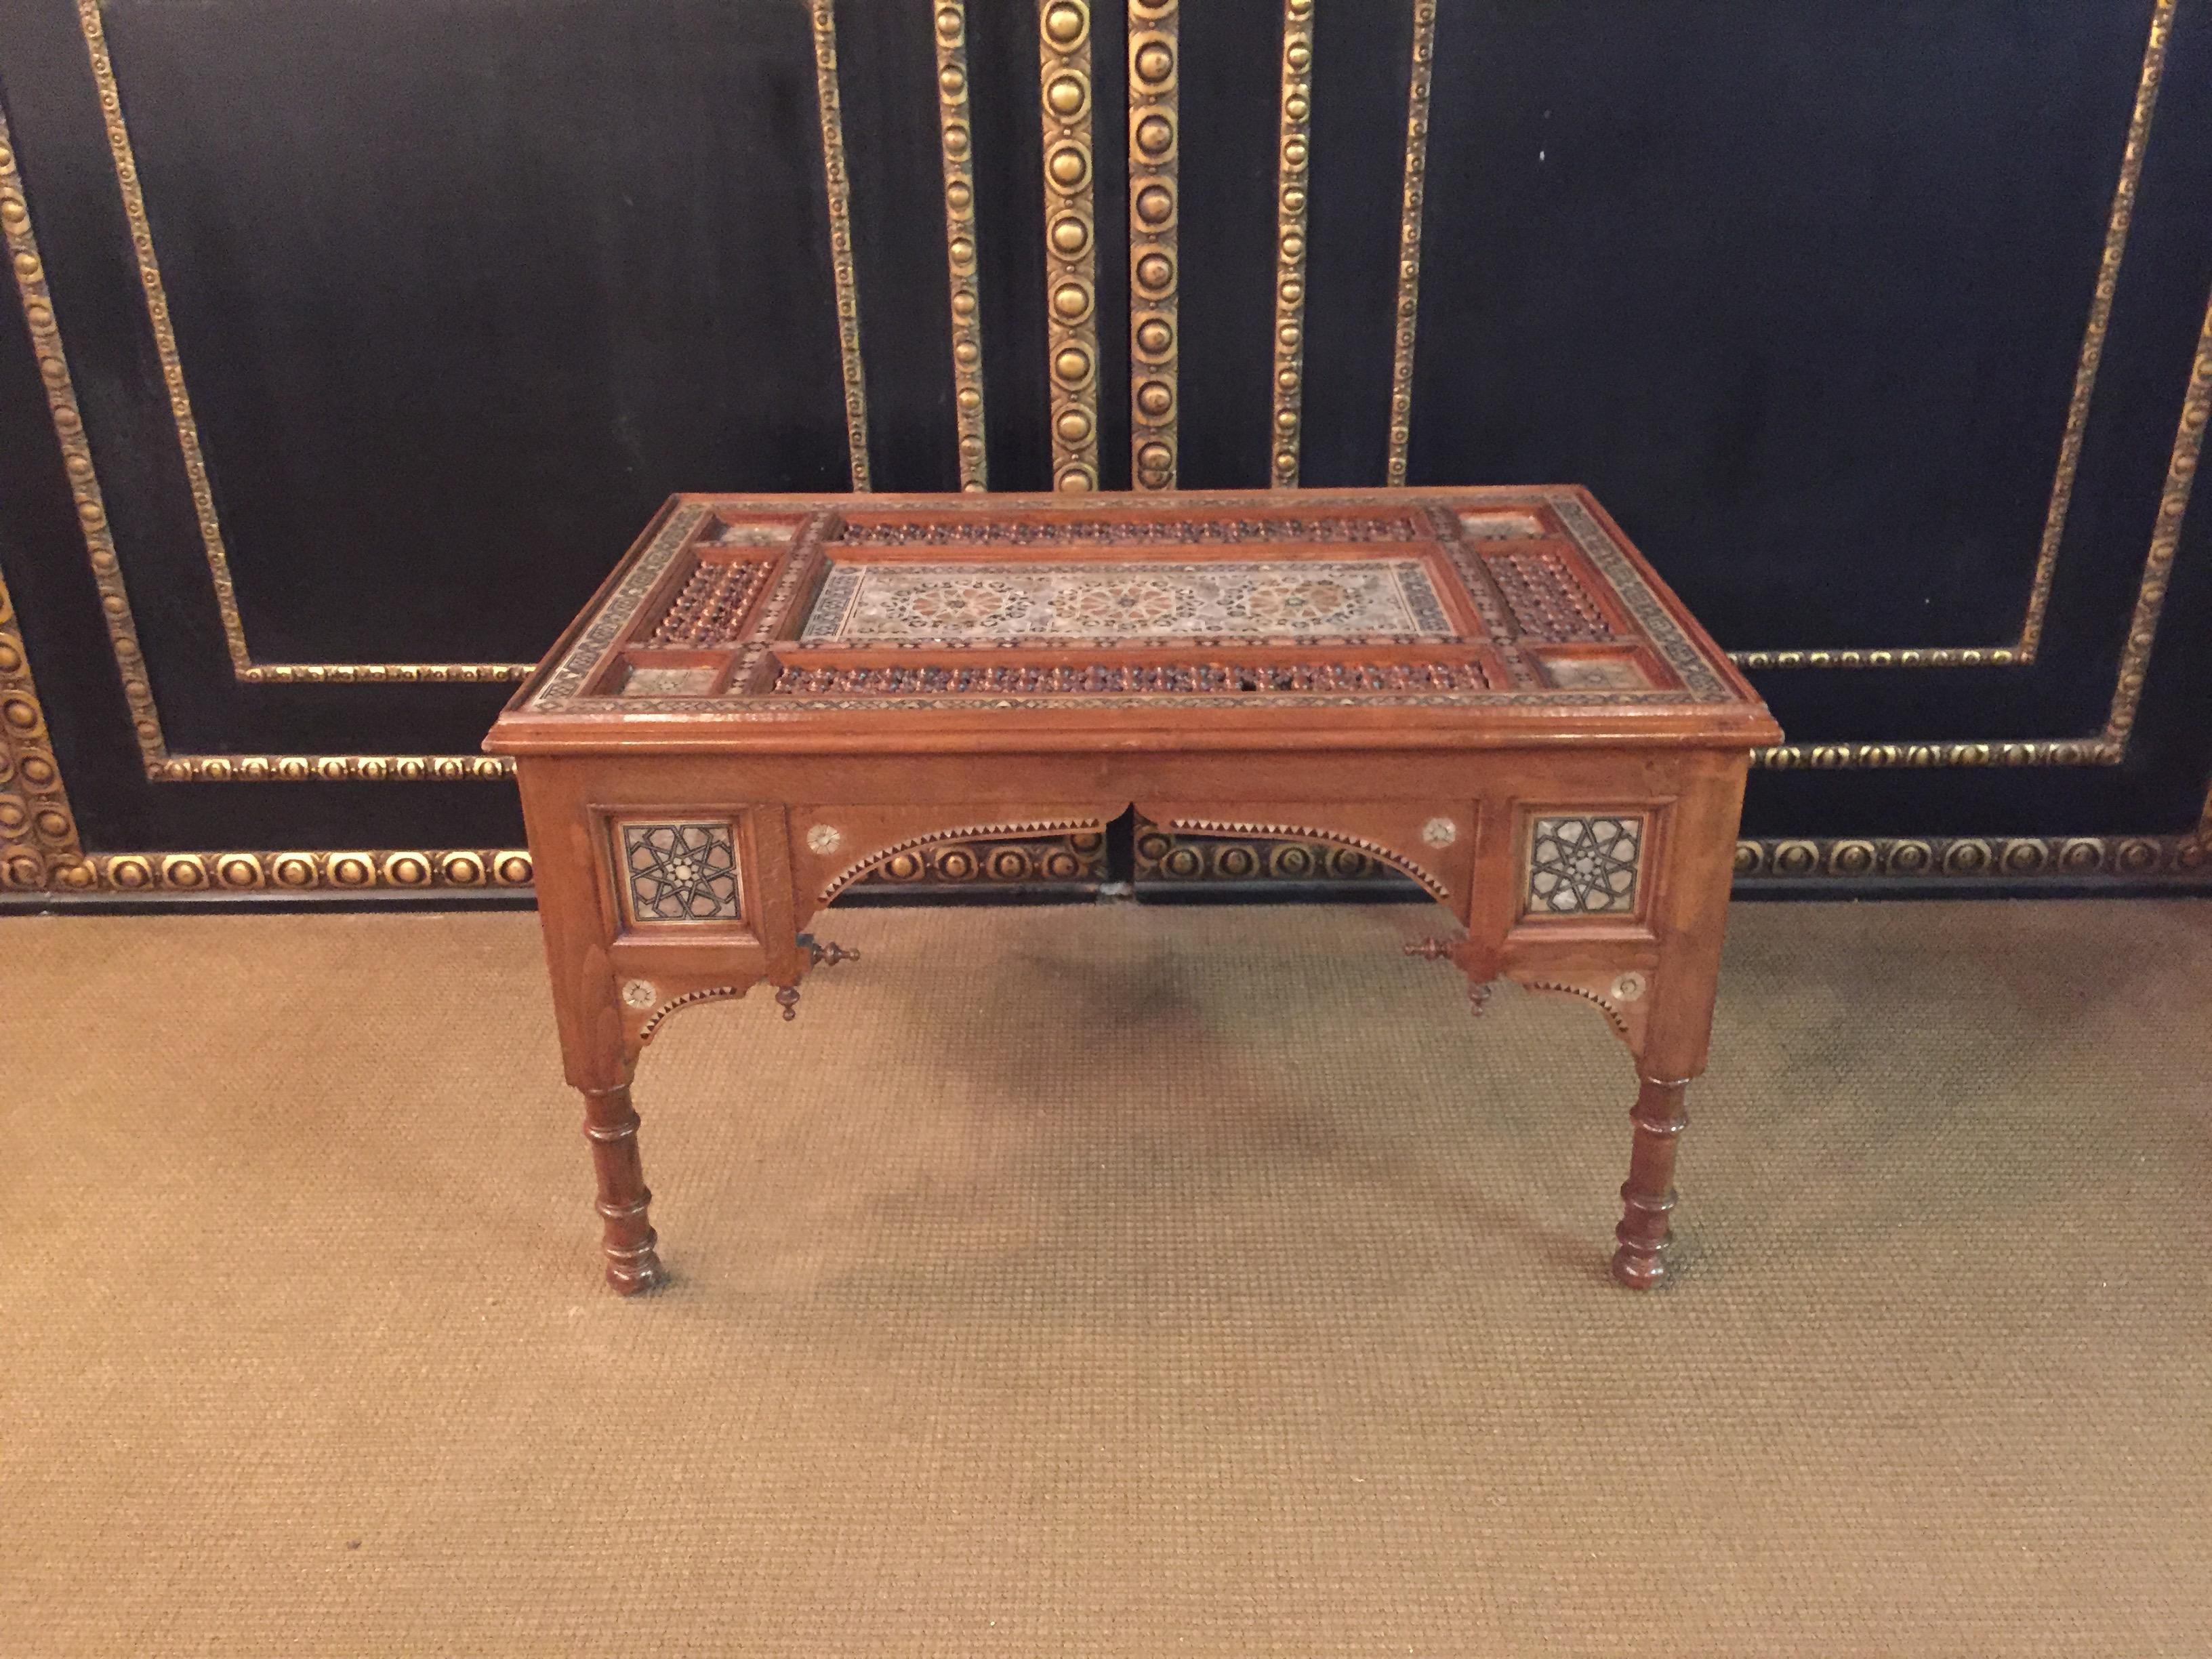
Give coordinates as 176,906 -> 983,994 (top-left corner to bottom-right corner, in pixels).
487,488 -> 1780,756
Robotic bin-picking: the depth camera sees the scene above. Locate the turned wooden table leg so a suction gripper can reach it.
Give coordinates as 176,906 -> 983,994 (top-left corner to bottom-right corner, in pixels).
1606,764 -> 1746,1291
580,1079 -> 664,1294
515,770 -> 678,1295
1612,1073 -> 1689,1289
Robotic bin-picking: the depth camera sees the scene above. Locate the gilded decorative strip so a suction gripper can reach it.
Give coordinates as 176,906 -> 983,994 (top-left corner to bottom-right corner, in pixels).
1136,824 -> 1404,886
242,660 -> 529,683
1732,645 -> 2022,670
24,834 -> 2209,899
150,754 -> 514,783
1127,0 -> 1180,489
0,102 -> 168,771
1040,0 -> 1100,491
933,1 -> 988,491
1735,834 -> 2209,883
73,848 -> 535,895
851,828 -> 1107,891
1755,739 -> 2119,770
1140,825 -> 2212,888
1267,0 -> 1315,488
2019,0 -> 2173,660
2100,276 -> 2212,744
73,0 -> 253,677
1132,823 -> 2210,889
808,0 -> 872,491
1162,816 -> 1447,899
819,816 -> 1107,902
0,548 -> 91,892
1383,0 -> 1437,486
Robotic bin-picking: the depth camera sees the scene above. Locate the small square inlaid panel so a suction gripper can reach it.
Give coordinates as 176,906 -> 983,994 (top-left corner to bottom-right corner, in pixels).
617,821 -> 741,923
1543,659 -> 1643,689
1525,815 -> 1646,916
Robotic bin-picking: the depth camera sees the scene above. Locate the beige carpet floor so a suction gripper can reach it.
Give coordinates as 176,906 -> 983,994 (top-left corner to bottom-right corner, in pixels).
1,899 -> 2208,1656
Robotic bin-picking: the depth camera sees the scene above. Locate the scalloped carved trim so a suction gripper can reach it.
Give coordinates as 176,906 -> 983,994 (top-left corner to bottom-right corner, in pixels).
1521,977 -> 1629,1036
1164,816 -> 1450,900
1510,969 -> 1652,1057
637,985 -> 746,1045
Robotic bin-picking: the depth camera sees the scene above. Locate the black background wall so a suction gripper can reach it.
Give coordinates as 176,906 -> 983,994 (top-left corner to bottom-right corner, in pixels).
2,0 -> 2209,903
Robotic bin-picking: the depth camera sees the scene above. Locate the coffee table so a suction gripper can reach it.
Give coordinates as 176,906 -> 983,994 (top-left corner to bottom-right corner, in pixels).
486,489 -> 1780,1293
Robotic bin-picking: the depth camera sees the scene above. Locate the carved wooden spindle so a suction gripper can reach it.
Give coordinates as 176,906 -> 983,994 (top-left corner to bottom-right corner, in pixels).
1610,1074 -> 1689,1289
579,1082 -> 664,1294
1404,940 -> 1494,1017
804,937 -> 859,966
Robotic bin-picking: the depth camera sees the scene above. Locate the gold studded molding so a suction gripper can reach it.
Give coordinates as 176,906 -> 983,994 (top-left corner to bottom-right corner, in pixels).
77,848 -> 535,897
0,100 -> 168,769
1136,823 -> 1404,886
72,0 -> 249,680
0,557 -> 87,891
149,754 -> 514,783
20,830 -> 2212,901
9,821 -> 1099,902
1384,0 -> 1437,487
1040,0 -> 1100,491
1737,834 -> 2209,883
934,1 -> 989,491
1755,740 -> 2121,771
1127,0 -> 1179,489
1268,0 -> 1315,488
2106,276 -> 2212,746
849,829 -> 1107,893
808,0 -> 872,492
1134,825 -> 2212,890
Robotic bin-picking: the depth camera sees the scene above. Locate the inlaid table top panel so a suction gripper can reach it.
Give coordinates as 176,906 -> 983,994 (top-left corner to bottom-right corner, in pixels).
493,489 -> 1775,750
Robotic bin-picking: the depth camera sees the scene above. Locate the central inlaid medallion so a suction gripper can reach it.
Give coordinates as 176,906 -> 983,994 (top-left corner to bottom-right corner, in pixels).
801,558 -> 1455,644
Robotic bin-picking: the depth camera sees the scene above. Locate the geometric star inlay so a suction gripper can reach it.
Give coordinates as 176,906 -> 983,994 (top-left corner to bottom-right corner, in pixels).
1526,815 -> 1643,915
619,821 -> 741,922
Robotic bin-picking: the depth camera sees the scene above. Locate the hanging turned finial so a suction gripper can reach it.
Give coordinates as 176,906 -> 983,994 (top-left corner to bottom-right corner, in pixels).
1404,937 -> 1491,1017
775,985 -> 800,1021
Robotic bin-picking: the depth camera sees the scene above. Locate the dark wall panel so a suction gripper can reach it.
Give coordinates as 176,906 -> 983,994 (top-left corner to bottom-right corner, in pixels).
1299,0 -> 1416,487
1408,0 -> 2146,651
0,0 -> 2207,896
839,0 -> 962,493
104,0 -> 852,669
1175,0 -> 1289,490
